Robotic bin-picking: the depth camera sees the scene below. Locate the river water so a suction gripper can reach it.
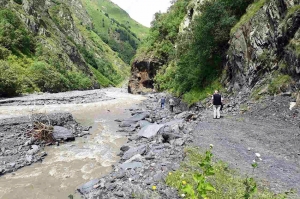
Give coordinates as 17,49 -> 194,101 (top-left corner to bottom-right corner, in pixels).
0,89 -> 145,199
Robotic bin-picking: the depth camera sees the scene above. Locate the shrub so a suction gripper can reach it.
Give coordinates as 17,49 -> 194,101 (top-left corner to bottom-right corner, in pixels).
0,60 -> 21,96
151,0 -> 253,101
28,61 -> 69,93
0,9 -> 35,55
268,74 -> 292,94
166,147 -> 293,199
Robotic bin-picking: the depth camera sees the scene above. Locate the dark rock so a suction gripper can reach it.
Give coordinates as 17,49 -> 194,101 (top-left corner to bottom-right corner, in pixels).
161,133 -> 182,143
120,145 -> 130,152
128,59 -> 163,94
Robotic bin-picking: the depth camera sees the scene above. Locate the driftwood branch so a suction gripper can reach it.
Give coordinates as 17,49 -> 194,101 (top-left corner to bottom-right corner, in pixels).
27,122 -> 55,143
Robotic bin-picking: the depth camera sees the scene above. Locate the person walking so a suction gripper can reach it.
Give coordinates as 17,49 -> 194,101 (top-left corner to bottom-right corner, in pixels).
160,97 -> 166,109
212,90 -> 223,119
169,98 -> 175,112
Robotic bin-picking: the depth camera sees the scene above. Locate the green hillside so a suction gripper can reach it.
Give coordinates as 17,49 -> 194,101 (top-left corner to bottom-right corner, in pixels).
81,0 -> 149,64
134,0 -> 254,104
91,0 -> 149,39
0,0 -> 147,97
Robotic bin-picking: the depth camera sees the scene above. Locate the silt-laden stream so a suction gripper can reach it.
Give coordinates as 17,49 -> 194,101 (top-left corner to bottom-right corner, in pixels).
0,89 -> 145,199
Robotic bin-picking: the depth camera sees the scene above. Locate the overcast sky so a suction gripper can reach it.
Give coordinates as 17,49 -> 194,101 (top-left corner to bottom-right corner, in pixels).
110,0 -> 172,27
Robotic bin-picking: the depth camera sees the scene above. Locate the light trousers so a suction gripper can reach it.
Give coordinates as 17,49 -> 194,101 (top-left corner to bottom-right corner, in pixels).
213,105 -> 221,119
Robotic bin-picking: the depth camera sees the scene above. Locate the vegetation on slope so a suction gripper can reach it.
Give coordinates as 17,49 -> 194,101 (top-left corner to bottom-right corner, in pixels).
81,0 -> 148,64
138,0 -> 253,104
1,0 -> 146,97
166,147 -> 294,199
0,8 -> 92,96
135,0 -> 190,62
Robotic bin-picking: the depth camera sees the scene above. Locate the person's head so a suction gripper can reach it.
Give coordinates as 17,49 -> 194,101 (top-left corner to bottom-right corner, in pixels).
214,90 -> 218,94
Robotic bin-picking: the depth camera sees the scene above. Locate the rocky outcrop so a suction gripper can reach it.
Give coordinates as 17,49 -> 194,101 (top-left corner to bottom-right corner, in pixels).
128,59 -> 163,94
224,0 -> 300,94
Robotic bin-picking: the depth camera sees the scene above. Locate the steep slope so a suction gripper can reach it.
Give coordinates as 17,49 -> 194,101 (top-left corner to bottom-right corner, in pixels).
224,0 -> 300,99
81,0 -> 148,64
0,0 -> 147,97
130,0 -> 299,105
128,0 -> 191,94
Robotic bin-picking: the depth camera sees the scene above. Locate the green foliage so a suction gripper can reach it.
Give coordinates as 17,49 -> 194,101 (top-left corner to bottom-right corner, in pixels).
0,46 -> 11,59
0,9 -> 35,55
77,45 -> 122,85
268,74 -> 292,95
136,0 -> 190,61
230,0 -> 267,35
166,147 -> 293,199
174,0 -> 250,94
0,60 -> 21,96
182,80 -> 223,105
148,0 -> 253,103
0,0 -> 132,97
179,148 -> 216,199
81,0 -> 147,64
89,66 -> 113,87
13,0 -> 22,5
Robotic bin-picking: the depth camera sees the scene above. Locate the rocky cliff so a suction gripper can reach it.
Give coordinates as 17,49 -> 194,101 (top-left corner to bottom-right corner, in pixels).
224,0 -> 300,97
128,59 -> 163,94
130,0 -> 299,102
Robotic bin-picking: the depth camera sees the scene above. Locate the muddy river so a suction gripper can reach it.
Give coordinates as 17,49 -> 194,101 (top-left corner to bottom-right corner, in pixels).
0,89 -> 145,199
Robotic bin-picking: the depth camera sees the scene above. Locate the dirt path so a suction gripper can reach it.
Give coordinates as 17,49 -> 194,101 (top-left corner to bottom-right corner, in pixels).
193,110 -> 300,195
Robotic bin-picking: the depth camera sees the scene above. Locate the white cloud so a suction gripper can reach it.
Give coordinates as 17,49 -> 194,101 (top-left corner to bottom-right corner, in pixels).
110,0 -> 172,27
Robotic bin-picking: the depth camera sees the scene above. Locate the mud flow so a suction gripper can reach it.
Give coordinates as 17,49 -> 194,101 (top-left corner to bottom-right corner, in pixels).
0,90 -> 145,199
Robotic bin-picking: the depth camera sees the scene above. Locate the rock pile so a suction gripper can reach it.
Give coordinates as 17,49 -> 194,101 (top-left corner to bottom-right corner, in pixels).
79,94 -> 201,199
0,112 -> 86,175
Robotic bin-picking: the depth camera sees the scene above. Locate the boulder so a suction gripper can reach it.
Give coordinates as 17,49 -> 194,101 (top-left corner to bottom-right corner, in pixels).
52,126 -> 75,141
77,179 -> 100,194
122,145 -> 147,160
137,123 -> 164,138
120,112 -> 150,127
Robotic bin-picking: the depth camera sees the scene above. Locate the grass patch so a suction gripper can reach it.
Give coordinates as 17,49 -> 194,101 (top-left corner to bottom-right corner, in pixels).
89,65 -> 114,87
166,147 -> 294,199
286,5 -> 300,18
268,74 -> 292,95
230,0 -> 268,36
182,80 -> 223,106
240,104 -> 249,112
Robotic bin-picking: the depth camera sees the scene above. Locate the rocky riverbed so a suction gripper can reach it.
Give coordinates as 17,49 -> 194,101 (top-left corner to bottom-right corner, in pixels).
0,89 -> 299,198
0,88 -> 145,199
0,112 -> 87,176
80,93 -> 300,198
